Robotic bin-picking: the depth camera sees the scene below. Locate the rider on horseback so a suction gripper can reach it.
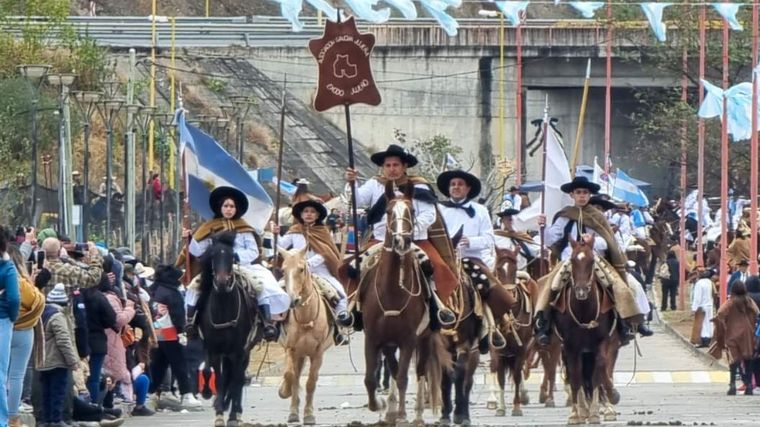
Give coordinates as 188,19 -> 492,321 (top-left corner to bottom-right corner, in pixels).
178,186 -> 290,342
437,170 -> 506,349
494,199 -> 540,271
343,144 -> 458,327
276,199 -> 350,345
535,177 -> 652,347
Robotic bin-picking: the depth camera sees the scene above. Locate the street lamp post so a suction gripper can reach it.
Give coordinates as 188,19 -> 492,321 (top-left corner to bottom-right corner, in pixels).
229,95 -> 252,164
18,64 -> 51,227
125,103 -> 141,249
48,73 -> 78,237
96,96 -> 124,247
136,106 -> 155,259
72,91 -> 103,241
153,112 -> 174,262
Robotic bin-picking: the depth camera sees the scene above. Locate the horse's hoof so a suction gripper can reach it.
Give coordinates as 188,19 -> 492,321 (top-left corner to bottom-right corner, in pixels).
214,415 -> 225,427
604,413 -> 617,422
610,389 -> 621,405
495,408 -> 506,416
512,408 -> 523,417
453,414 -> 463,424
287,413 -> 299,423
370,397 -> 387,412
538,392 -> 547,404
225,421 -> 239,427
303,415 -> 316,425
544,399 -> 555,408
520,390 -> 530,405
567,415 -> 583,425
438,416 -> 451,426
278,383 -> 292,399
565,398 -> 572,408
588,415 -> 601,424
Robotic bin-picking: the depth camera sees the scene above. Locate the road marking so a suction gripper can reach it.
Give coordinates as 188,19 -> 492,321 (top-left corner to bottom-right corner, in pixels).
250,371 -> 730,387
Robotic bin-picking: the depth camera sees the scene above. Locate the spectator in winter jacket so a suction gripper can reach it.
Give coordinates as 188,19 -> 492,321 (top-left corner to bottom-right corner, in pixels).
660,251 -> 680,312
149,265 -> 201,409
42,237 -> 103,321
83,273 -> 117,403
102,273 -> 136,404
39,284 -> 80,427
0,228 -> 21,427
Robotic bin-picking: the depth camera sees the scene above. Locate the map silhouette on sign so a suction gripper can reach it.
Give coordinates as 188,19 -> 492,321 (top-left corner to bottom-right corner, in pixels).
308,16 -> 381,112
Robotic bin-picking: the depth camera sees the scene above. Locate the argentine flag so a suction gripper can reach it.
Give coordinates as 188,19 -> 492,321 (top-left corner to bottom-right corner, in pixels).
178,111 -> 273,232
612,169 -> 649,208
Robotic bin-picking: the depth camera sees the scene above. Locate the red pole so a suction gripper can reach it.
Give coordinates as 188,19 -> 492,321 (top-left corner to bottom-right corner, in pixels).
604,0 -> 612,174
697,6 -> 706,268
751,3 -> 759,275
679,46 -> 688,310
720,5 -> 730,306
515,19 -> 523,185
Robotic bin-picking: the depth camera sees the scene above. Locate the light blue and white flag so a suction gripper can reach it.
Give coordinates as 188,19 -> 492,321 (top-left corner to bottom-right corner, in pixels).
383,0 -> 418,19
698,79 -> 756,142
343,0 -> 391,24
178,112 -> 274,232
712,3 -> 743,31
271,177 -> 298,196
420,0 -> 460,36
612,169 -> 649,207
494,1 -> 529,26
640,3 -> 672,42
568,2 -> 604,19
270,0 -> 342,31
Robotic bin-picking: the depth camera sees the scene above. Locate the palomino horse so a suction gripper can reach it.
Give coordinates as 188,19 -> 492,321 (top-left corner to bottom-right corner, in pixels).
554,238 -> 617,425
440,271 -> 480,425
198,232 -> 261,427
359,182 -> 450,424
491,246 -> 537,417
277,246 -> 333,425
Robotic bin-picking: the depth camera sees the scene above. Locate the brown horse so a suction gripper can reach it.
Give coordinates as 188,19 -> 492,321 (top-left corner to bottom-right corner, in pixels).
554,238 -> 616,425
439,273 -> 480,426
277,246 -> 333,425
490,246 -> 538,417
359,182 -> 450,424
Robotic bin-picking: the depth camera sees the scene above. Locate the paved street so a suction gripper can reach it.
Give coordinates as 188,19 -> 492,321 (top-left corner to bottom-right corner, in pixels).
126,322 -> 758,426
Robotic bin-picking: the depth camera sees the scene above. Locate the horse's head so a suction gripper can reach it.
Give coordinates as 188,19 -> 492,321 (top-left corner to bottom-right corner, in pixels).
202,231 -> 237,293
495,245 -> 520,284
384,181 -> 414,256
569,237 -> 595,301
277,245 -> 310,307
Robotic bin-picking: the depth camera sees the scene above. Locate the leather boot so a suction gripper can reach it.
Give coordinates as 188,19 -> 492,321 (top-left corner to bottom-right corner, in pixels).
534,310 -> 552,347
636,322 -> 654,337
258,304 -> 279,342
617,317 -> 633,346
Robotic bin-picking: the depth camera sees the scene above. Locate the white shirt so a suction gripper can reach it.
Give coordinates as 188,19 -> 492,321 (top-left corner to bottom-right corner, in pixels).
352,178 -> 436,242
607,211 -> 633,251
438,199 -> 494,261
188,231 -> 259,266
494,233 -> 540,270
278,233 -> 330,273
544,216 -> 608,261
691,278 -> 714,311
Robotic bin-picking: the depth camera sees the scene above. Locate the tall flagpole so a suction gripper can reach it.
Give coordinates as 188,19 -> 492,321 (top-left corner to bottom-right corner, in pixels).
678,46 -> 688,310
697,6 -> 706,268
571,59 -> 592,176
751,2 -> 759,275
539,94 -> 549,278
515,12 -> 524,185
719,3 -> 730,306
273,76 -> 287,264
604,0 -> 613,175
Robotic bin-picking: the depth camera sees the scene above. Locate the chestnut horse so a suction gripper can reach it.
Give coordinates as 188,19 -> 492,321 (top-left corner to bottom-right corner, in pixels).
359,182 -> 450,424
277,246 -> 333,425
491,246 -> 538,417
554,238 -> 616,425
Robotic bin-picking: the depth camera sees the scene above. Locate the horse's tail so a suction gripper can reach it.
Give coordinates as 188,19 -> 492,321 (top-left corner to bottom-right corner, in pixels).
424,331 -> 453,414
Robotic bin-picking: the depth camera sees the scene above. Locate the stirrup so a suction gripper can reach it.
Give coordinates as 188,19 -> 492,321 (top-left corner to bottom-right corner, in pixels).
438,307 -> 456,326
337,311 -> 353,328
490,330 -> 507,350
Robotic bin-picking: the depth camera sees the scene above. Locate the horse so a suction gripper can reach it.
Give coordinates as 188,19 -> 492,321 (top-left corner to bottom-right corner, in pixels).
554,237 -> 617,425
490,246 -> 537,417
198,232 -> 261,427
277,246 -> 334,425
359,181 -> 450,424
439,267 -> 480,425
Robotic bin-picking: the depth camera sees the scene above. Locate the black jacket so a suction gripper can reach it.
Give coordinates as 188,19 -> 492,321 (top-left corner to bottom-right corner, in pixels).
151,277 -> 186,332
746,276 -> 760,310
664,257 -> 680,286
82,278 -> 118,355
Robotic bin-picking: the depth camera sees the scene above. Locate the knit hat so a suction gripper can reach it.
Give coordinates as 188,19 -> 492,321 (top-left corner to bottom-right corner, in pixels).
46,283 -> 68,305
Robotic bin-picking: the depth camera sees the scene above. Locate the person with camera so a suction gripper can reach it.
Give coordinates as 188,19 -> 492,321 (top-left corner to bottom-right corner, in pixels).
41,237 -> 103,321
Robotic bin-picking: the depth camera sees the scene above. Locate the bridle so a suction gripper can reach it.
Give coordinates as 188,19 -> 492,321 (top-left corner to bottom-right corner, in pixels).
385,199 -> 414,256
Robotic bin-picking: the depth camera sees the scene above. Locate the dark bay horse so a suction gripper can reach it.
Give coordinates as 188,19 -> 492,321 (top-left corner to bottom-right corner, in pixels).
554,238 -> 616,425
491,246 -> 537,417
440,270 -> 480,426
198,232 -> 261,427
359,182 -> 450,424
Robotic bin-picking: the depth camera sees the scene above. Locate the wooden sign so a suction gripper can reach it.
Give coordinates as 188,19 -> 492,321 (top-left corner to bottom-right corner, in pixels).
308,16 -> 381,112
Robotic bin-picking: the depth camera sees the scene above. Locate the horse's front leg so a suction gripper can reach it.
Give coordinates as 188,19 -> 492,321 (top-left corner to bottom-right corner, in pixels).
512,356 -> 525,416
288,356 -> 306,423
303,353 -> 324,425
565,351 -> 583,425
493,354 -> 507,416
440,353 -> 454,425
227,355 -> 246,427
396,345 -> 414,423
278,348 -> 296,399
364,342 -> 385,413
211,356 -> 225,427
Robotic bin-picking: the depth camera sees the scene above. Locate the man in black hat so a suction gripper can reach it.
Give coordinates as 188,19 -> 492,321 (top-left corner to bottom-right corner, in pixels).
728,259 -> 750,295
437,170 -> 506,349
345,144 -> 458,326
504,186 -> 523,213
534,176 -> 650,346
494,200 -> 540,271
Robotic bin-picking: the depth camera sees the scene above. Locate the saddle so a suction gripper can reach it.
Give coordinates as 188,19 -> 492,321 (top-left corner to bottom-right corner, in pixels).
461,257 -> 502,292
548,260 -> 616,316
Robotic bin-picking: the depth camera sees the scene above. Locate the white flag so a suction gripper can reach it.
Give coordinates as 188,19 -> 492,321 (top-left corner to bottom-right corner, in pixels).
512,123 -> 573,231
592,156 -> 613,195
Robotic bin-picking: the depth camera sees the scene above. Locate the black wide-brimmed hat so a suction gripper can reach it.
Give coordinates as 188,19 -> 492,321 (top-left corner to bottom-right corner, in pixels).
209,186 -> 248,219
292,200 -> 328,225
588,196 -> 617,212
436,170 -> 482,200
370,144 -> 418,167
560,176 -> 600,194
496,199 -> 520,217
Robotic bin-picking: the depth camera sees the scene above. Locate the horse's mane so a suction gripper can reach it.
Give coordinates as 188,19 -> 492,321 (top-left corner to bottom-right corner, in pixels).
199,230 -> 237,295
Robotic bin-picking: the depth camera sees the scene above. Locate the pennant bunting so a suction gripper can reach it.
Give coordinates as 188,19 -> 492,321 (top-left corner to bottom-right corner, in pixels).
420,0 -> 460,36
568,2 -> 604,19
494,1 -> 530,27
712,3 -> 743,31
640,3 -> 672,42
343,0 -> 391,24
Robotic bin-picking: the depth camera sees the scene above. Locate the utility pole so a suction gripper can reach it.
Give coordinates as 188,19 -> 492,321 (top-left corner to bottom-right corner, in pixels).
126,49 -> 137,251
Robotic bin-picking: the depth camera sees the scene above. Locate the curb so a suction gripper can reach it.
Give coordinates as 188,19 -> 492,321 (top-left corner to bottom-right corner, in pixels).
657,314 -> 729,371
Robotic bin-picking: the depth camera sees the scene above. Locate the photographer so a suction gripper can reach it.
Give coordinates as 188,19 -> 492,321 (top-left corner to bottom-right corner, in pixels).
42,237 -> 103,321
